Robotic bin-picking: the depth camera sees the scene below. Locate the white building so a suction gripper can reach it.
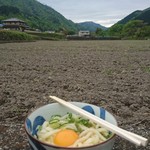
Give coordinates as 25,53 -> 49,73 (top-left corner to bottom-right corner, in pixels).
78,30 -> 90,37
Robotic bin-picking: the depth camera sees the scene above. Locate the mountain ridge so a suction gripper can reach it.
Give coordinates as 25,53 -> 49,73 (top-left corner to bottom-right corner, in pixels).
77,21 -> 107,31
0,0 -> 149,32
117,7 -> 150,25
0,0 -> 107,32
0,0 -> 78,31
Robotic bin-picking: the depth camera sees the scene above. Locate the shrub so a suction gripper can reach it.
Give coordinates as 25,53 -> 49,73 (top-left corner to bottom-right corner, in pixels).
26,31 -> 65,40
0,30 -> 35,41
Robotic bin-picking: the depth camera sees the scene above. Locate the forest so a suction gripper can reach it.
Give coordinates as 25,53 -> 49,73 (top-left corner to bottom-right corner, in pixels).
95,20 -> 150,39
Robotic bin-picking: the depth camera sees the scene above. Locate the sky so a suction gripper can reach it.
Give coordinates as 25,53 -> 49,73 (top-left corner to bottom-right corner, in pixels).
37,0 -> 150,27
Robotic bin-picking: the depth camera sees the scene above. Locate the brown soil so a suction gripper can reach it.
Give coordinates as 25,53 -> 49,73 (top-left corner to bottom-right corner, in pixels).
0,40 -> 150,150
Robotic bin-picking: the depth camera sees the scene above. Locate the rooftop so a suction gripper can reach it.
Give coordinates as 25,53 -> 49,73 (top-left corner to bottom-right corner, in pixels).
2,18 -> 25,23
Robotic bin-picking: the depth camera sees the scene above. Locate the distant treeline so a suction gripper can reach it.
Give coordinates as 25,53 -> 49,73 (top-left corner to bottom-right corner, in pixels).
0,30 -> 65,42
26,31 -> 65,40
67,36 -> 121,40
0,30 -> 35,41
1,20 -> 150,42
95,20 -> 150,40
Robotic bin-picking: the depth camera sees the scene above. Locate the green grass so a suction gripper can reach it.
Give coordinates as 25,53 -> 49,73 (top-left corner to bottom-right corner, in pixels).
142,66 -> 150,73
26,31 -> 65,40
0,30 -> 35,41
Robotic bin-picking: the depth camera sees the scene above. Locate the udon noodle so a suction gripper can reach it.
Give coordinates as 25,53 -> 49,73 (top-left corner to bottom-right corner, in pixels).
36,113 -> 113,147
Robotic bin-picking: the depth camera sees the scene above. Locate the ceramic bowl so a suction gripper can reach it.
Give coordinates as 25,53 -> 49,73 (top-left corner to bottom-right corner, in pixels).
25,102 -> 117,150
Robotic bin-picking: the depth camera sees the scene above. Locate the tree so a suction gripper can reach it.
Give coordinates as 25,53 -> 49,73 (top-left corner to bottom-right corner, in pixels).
135,25 -> 150,39
0,5 -> 20,15
122,20 -> 145,39
107,24 -> 123,37
95,28 -> 105,36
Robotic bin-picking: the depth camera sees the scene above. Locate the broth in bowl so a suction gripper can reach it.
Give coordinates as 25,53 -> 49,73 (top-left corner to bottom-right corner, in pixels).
36,113 -> 113,147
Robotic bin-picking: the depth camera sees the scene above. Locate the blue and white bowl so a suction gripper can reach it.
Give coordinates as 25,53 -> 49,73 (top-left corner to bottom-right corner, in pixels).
25,102 -> 117,150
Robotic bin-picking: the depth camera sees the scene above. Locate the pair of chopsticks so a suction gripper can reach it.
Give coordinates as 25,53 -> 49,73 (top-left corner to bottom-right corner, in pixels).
49,96 -> 148,147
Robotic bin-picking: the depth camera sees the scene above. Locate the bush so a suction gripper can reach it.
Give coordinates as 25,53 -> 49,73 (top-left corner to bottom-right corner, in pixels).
26,31 -> 65,40
0,30 -> 35,41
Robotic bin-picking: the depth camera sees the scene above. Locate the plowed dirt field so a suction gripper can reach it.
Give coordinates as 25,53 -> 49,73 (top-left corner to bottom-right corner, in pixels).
0,40 -> 150,150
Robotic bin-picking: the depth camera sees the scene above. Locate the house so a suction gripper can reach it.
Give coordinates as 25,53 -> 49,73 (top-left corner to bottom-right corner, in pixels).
45,30 -> 55,33
78,30 -> 90,37
0,24 -> 3,29
2,18 -> 27,31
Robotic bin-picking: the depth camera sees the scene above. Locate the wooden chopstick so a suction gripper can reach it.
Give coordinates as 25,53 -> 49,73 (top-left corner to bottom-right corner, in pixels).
49,96 -> 148,147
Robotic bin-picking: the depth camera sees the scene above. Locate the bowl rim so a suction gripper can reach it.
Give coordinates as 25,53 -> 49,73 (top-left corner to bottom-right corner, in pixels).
24,102 -> 117,149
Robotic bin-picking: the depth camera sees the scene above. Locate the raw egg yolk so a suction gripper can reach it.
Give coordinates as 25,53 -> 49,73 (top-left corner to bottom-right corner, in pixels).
54,129 -> 78,147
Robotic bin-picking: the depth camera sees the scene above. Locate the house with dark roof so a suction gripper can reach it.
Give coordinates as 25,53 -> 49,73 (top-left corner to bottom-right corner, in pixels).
2,18 -> 27,31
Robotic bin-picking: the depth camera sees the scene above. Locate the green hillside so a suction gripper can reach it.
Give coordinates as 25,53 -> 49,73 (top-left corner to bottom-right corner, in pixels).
135,7 -> 150,24
0,0 -> 77,32
118,10 -> 142,24
118,7 -> 150,24
106,7 -> 150,39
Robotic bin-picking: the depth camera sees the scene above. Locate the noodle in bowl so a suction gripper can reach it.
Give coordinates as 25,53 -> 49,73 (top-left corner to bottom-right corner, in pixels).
25,102 -> 117,150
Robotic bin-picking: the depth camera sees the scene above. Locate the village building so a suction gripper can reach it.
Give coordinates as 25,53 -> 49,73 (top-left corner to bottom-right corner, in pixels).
0,24 -> 3,29
45,30 -> 55,33
78,30 -> 90,37
2,18 -> 28,31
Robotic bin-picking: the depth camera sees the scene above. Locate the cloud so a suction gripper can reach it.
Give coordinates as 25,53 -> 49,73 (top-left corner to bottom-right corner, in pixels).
37,0 -> 150,27
97,19 -> 121,27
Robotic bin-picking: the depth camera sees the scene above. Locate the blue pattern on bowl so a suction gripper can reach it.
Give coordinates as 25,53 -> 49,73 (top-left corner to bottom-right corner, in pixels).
26,118 -> 32,133
32,116 -> 45,135
82,105 -> 95,115
82,105 -> 105,120
100,107 -> 106,120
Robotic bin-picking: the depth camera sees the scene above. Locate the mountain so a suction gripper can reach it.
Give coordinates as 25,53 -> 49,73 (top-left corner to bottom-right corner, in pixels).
0,0 -> 77,31
77,21 -> 107,32
0,0 -> 107,32
135,7 -> 150,24
118,7 -> 150,25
